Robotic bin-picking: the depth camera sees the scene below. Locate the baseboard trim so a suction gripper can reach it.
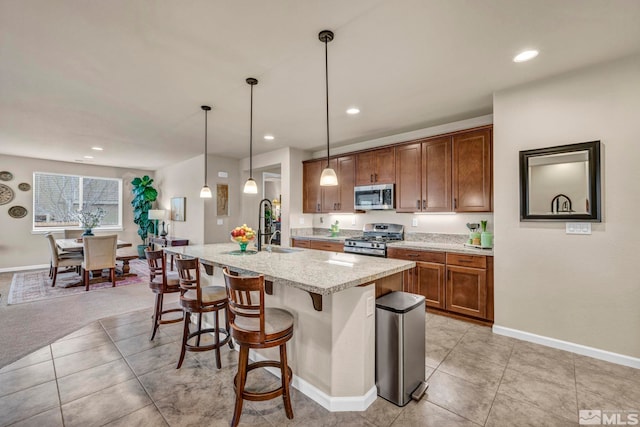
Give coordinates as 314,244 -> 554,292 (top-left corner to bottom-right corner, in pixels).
245,347 -> 377,412
492,325 -> 640,369
0,264 -> 49,273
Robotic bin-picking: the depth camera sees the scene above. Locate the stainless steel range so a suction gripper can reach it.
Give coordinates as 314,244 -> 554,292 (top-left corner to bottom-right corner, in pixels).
344,223 -> 404,257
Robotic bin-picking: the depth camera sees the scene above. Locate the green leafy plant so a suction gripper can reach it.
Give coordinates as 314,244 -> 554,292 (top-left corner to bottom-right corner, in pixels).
481,220 -> 488,232
131,175 -> 158,244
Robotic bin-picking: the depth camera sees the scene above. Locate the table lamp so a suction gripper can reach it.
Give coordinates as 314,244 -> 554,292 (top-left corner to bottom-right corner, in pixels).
148,209 -> 166,237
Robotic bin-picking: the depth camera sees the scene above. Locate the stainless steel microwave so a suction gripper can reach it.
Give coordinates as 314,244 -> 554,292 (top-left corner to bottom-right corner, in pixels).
354,184 -> 394,210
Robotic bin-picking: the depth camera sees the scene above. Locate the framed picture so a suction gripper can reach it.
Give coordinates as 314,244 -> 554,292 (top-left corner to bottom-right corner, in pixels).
170,197 -> 186,221
216,184 -> 229,216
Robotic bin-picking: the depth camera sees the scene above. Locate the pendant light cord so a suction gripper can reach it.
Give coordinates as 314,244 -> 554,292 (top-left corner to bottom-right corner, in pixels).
324,37 -> 330,168
204,108 -> 208,184
249,83 -> 254,179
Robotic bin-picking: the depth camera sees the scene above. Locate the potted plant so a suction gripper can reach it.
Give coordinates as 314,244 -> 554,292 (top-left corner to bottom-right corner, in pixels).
131,175 -> 158,258
73,207 -> 106,236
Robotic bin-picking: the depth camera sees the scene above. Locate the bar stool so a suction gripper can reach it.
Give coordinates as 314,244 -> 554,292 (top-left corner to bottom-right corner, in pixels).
222,267 -> 294,427
145,249 -> 183,340
175,257 -> 233,369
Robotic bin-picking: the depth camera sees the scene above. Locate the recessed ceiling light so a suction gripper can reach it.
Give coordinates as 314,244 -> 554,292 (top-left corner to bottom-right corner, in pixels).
264,135 -> 275,141
513,50 -> 539,63
83,155 -> 94,159
346,107 -> 360,115
91,147 -> 103,151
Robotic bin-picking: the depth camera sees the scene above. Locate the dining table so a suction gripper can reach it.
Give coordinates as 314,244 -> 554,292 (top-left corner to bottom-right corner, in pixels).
55,238 -> 138,280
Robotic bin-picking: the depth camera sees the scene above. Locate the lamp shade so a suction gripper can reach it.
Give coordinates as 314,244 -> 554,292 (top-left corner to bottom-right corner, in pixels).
320,167 -> 338,186
200,185 -> 212,198
148,209 -> 166,220
243,178 -> 258,194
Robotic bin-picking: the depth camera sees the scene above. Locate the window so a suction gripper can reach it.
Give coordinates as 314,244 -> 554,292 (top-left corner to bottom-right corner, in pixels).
33,172 -> 123,230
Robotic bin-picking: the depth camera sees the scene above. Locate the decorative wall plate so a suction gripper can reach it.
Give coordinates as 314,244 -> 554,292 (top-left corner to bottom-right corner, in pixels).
8,205 -> 27,218
18,182 -> 31,191
0,184 -> 14,205
0,171 -> 13,181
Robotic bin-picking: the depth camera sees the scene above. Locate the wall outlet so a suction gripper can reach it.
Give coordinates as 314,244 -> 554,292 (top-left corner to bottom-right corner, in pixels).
320,216 -> 324,224
351,216 -> 356,226
366,296 -> 374,317
299,217 -> 305,225
412,217 -> 419,227
216,219 -> 223,225
566,222 -> 591,235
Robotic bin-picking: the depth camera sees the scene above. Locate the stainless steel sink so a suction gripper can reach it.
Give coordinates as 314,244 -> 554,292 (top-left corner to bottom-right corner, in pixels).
265,247 -> 302,254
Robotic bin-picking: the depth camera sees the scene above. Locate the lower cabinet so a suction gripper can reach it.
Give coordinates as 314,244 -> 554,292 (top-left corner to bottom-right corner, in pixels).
291,238 -> 344,252
388,247 -> 493,323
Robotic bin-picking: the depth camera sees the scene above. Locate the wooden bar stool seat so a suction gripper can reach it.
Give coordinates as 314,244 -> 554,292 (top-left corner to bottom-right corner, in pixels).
145,249 -> 183,341
175,257 -> 233,369
223,267 -> 295,427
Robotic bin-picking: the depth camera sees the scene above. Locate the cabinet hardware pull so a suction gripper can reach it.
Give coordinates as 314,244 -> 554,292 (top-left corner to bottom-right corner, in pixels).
317,203 -> 320,212
374,173 -> 378,182
459,259 -> 472,263
422,199 -> 426,209
408,254 -> 419,258
454,198 -> 457,209
416,200 -> 420,209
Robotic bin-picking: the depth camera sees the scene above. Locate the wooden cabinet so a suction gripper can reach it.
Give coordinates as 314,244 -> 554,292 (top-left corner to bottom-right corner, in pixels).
303,160 -> 323,213
291,238 -> 310,248
355,147 -> 395,185
452,128 -> 492,212
395,137 -> 451,212
291,238 -> 343,252
321,155 -> 355,213
303,156 -> 354,213
388,247 -> 493,323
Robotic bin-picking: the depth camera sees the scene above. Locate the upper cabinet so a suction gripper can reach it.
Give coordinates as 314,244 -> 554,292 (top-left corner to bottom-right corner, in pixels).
303,156 -> 355,214
395,137 -> 451,212
355,147 -> 395,185
452,128 -> 492,212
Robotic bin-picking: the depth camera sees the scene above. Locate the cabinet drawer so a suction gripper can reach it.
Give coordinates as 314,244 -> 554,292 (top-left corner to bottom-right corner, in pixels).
291,238 -> 310,248
309,240 -> 344,252
387,248 -> 445,263
446,253 -> 486,269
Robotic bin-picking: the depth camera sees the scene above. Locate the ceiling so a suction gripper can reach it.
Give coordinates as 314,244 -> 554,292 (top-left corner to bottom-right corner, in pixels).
1,1 -> 640,170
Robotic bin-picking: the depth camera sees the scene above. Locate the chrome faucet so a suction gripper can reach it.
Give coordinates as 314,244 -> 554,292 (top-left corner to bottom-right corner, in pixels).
266,230 -> 282,252
257,198 -> 273,251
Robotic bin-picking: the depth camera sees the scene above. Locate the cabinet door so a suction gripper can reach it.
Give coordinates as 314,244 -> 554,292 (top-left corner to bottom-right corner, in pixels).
309,240 -> 344,252
373,147 -> 396,184
321,158 -> 339,212
446,265 -> 487,319
291,238 -> 310,248
355,151 -> 375,185
303,160 -> 323,213
452,128 -> 492,212
395,143 -> 423,212
337,155 -> 355,212
416,261 -> 445,309
423,137 -> 452,212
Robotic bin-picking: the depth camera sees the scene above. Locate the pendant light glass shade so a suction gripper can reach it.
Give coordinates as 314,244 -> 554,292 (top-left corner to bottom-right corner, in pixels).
320,167 -> 338,186
319,30 -> 338,187
244,77 -> 259,194
243,178 -> 258,194
200,105 -> 213,198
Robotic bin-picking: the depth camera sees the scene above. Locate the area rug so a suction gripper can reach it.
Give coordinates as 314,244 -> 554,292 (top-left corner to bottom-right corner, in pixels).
8,260 -> 150,305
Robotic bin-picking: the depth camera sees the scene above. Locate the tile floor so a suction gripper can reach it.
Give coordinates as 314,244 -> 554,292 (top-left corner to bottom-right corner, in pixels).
1,310 -> 639,426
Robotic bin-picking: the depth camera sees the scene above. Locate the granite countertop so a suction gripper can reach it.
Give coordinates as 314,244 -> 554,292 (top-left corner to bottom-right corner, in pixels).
387,241 -> 494,256
163,243 -> 415,295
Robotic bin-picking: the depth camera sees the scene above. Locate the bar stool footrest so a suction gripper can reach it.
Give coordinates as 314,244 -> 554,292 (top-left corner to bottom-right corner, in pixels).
234,360 -> 293,401
184,328 -> 232,352
158,308 -> 183,325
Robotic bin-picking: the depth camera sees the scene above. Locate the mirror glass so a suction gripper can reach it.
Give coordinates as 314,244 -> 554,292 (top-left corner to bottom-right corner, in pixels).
520,141 -> 601,221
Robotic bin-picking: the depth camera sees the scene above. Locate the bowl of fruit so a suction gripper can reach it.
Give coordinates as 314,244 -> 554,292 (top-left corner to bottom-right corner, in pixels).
230,224 -> 256,252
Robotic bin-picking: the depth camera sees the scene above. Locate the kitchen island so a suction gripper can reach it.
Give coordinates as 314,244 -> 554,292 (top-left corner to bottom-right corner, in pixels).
164,243 -> 415,411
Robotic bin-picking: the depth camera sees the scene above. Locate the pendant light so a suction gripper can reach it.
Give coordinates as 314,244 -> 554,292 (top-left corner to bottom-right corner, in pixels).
200,105 -> 213,198
243,78 -> 259,194
319,29 -> 338,187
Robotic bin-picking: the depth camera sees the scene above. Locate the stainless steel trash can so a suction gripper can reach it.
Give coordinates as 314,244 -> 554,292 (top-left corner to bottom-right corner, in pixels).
375,291 -> 426,406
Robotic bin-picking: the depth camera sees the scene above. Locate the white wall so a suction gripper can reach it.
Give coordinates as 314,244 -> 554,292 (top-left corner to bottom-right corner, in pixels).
493,54 -> 640,359
0,154 -> 151,270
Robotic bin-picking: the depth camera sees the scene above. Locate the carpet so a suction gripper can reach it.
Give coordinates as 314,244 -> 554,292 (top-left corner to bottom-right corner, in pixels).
8,260 -> 150,305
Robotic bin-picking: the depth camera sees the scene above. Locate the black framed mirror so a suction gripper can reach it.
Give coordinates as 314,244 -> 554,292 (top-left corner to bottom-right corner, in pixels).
520,141 -> 601,221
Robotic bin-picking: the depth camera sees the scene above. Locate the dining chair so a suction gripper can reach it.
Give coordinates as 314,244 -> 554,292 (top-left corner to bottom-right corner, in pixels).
82,234 -> 117,291
45,233 -> 83,287
145,249 -> 183,340
174,257 -> 233,369
63,229 -> 83,239
222,267 -> 294,427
